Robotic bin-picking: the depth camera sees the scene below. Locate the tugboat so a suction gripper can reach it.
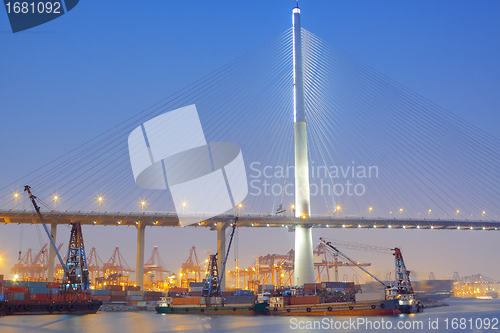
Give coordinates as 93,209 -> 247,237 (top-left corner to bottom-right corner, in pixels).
0,186 -> 102,316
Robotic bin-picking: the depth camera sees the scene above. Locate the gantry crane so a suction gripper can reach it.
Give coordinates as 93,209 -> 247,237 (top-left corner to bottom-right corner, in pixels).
144,246 -> 170,288
180,246 -> 202,287
100,246 -> 134,286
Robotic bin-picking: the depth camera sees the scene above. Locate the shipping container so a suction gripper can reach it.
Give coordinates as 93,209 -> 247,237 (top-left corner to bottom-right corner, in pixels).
223,295 -> 254,304
105,285 -> 123,291
3,280 -> 29,287
47,282 -> 62,289
3,286 -> 29,293
172,297 -> 200,305
144,291 -> 162,296
0,293 -> 4,301
233,290 -> 254,296
126,290 -> 142,296
91,289 -> 111,296
29,287 -> 51,294
13,293 -> 25,300
27,281 -> 47,288
110,295 -> 127,302
125,285 -> 141,291
126,295 -> 144,301
110,290 -> 126,296
289,295 -> 320,305
189,282 -> 204,288
90,295 -> 111,301
29,293 -> 49,301
169,288 -> 188,293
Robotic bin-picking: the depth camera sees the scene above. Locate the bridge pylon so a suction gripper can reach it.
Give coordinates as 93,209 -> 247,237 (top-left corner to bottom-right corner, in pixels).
292,5 -> 315,286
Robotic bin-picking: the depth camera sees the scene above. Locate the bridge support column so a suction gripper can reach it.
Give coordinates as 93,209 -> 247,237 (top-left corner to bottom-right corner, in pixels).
47,222 -> 57,282
216,222 -> 227,291
136,221 -> 145,290
292,6 -> 315,286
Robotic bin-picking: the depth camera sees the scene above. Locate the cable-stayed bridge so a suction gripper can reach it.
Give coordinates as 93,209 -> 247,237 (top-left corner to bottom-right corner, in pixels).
1,7 -> 499,289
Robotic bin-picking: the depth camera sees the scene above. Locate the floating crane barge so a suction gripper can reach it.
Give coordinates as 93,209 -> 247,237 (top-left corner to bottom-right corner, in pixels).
0,186 -> 101,316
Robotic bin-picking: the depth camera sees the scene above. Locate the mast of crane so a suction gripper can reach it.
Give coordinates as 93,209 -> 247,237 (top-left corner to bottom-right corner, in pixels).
24,185 -> 69,279
321,238 -> 387,287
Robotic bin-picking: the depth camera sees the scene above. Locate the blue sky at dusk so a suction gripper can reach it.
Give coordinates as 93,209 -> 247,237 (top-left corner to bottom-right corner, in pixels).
0,1 -> 499,283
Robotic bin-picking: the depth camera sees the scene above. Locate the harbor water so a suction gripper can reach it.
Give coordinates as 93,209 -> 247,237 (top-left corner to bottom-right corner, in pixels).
1,299 -> 500,332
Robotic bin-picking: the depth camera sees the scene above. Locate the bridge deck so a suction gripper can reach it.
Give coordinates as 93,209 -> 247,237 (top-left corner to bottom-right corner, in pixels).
1,210 -> 500,230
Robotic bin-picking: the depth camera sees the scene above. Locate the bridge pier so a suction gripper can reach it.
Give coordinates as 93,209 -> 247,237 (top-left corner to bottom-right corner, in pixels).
47,222 -> 57,282
216,222 -> 228,291
136,221 -> 145,290
292,6 -> 315,285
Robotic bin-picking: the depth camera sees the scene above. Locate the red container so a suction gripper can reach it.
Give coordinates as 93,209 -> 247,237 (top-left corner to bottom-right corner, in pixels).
290,296 -> 320,305
110,291 -> 126,296
3,287 -> 29,293
110,295 -> 127,302
169,288 -> 188,293
90,295 -> 111,301
47,282 -> 62,289
29,293 -> 49,301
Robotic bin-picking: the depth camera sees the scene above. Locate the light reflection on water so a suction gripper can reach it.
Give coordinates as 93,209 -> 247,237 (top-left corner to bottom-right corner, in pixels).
1,299 -> 500,332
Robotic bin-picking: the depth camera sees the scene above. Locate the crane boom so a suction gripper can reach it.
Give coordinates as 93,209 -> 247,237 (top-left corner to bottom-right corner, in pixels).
219,217 -> 238,286
24,185 -> 69,279
320,238 -> 386,287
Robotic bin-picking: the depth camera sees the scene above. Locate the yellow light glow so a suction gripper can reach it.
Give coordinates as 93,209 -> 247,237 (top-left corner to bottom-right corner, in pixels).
14,193 -> 19,198
238,203 -> 242,208
369,207 -> 373,211
456,210 -> 460,214
291,204 -> 295,209
98,197 -> 103,202
141,201 -> 146,206
302,215 -> 306,219
54,195 -> 58,200
336,206 -> 341,211
399,208 -> 403,212
182,202 -> 186,207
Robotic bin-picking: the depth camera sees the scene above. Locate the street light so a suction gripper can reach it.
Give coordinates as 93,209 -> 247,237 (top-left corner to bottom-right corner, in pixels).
53,195 -> 58,210
291,204 -> 295,217
369,207 -> 373,215
399,208 -> 403,217
14,192 -> 19,210
182,202 -> 187,214
238,203 -> 242,216
141,200 -> 146,213
98,196 -> 103,212
335,205 -> 341,218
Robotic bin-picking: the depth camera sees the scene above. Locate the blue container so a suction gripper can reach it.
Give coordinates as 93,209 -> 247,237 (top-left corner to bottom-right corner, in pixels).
4,280 -> 28,287
13,293 -> 25,300
29,287 -> 50,294
0,293 -> 5,301
91,289 -> 110,296
189,282 -> 204,288
233,290 -> 254,296
28,281 -> 47,288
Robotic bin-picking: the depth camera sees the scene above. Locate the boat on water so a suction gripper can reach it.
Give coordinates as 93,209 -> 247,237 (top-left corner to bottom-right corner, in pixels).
0,186 -> 102,316
156,229 -> 422,316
